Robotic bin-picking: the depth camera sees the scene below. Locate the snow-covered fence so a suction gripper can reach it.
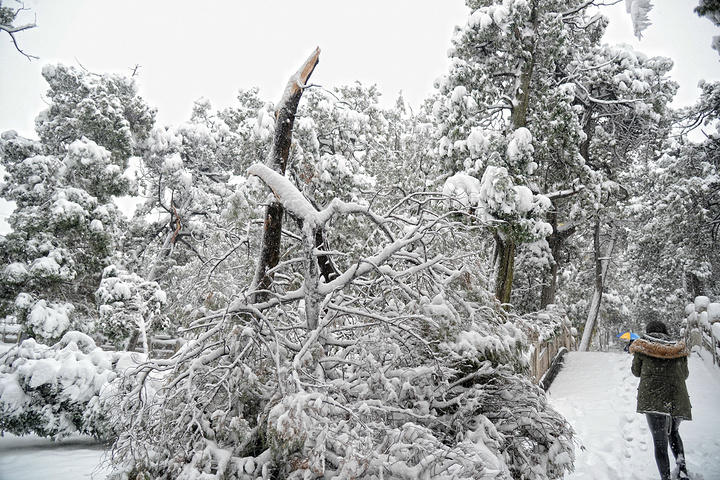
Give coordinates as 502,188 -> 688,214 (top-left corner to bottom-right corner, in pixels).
522,306 -> 577,389
0,320 -> 21,343
100,334 -> 182,358
146,334 -> 183,358
684,296 -> 720,366
0,323 -> 181,357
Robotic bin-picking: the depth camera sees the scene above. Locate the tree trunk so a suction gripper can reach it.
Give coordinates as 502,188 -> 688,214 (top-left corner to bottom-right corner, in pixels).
684,270 -> 704,298
251,48 -> 321,302
302,223 -> 320,330
509,2 -> 538,130
498,2 -> 537,305
578,219 -> 615,351
494,232 -> 515,305
541,204 -> 577,308
315,229 -> 339,283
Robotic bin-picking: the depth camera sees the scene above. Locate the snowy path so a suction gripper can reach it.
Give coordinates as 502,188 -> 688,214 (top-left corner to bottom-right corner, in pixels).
547,351 -> 720,480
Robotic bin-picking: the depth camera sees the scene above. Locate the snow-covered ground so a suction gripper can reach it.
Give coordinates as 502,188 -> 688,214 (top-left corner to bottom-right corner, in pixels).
1,347 -> 719,479
0,433 -> 111,479
547,351 -> 720,480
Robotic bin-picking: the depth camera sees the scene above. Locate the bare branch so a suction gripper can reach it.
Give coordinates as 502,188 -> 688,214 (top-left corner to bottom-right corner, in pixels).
0,2 -> 37,60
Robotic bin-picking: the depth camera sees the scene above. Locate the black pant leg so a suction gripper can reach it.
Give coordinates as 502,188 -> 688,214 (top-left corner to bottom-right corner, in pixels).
646,413 -> 671,480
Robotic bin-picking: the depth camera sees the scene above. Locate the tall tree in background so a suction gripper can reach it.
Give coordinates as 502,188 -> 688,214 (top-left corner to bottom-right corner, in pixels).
432,0 -> 606,305
0,64 -> 155,342
620,80 -> 720,328
570,45 -> 676,350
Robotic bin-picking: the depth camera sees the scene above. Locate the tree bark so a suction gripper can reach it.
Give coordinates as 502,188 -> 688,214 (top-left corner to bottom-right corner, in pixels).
494,232 -> 515,305
315,229 -> 339,283
509,2 -> 538,130
251,48 -> 320,301
496,2 -> 537,305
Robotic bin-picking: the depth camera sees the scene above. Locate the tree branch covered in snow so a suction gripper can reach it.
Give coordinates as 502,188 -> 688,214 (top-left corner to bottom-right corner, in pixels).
625,0 -> 653,39
99,175 -> 574,479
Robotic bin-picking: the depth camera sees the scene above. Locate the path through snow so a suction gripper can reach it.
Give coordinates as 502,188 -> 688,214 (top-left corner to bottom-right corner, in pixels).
547,351 -> 720,480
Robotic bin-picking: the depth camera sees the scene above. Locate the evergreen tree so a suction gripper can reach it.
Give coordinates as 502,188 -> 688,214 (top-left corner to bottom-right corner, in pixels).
621,81 -> 720,326
433,0 -> 606,306
0,64 -> 155,342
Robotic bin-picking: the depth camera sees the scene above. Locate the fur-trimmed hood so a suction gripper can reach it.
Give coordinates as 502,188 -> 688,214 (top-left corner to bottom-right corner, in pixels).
630,337 -> 689,359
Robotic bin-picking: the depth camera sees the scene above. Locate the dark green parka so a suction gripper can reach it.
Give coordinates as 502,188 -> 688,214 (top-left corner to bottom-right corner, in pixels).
630,335 -> 692,420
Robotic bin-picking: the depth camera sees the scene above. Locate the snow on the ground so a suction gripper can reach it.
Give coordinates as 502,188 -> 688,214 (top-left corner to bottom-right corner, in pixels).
1,345 -> 719,479
547,351 -> 720,480
0,433 -> 111,479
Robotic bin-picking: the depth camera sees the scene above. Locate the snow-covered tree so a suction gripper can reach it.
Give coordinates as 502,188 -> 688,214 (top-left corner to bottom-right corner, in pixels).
123,91 -> 274,341
621,81 -> 720,326
95,265 -> 170,352
566,44 -> 677,350
292,84 -> 379,208
432,0 -> 607,305
0,63 -> 155,342
36,64 -> 155,164
0,134 -> 126,340
104,160 -> 574,480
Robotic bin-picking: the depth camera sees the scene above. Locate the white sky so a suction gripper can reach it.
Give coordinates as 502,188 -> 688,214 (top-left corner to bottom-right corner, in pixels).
0,0 -> 719,233
0,0 -> 471,137
1,1 -> 718,136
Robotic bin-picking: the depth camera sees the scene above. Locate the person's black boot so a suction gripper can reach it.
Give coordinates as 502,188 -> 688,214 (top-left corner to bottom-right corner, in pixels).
674,452 -> 689,479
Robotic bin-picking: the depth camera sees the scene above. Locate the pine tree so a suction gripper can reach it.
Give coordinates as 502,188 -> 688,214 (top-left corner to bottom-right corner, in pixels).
0,64 -> 155,342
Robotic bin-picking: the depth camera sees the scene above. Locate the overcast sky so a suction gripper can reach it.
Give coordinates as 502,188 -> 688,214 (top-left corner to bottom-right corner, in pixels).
0,0 -> 471,136
1,1 -> 718,136
0,0 -> 719,233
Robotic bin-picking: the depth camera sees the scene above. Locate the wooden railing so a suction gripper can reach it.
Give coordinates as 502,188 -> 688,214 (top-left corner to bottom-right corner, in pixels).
143,334 -> 183,358
684,296 -> 720,367
522,307 -> 577,390
0,321 -> 21,344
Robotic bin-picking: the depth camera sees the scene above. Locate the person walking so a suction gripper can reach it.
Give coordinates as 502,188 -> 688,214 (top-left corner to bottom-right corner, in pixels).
630,320 -> 692,480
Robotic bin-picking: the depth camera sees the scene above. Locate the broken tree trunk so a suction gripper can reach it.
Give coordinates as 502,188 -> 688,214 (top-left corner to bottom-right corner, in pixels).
251,48 -> 321,302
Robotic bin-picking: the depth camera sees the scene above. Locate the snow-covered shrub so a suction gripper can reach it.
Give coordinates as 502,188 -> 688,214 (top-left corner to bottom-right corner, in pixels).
6,292 -> 75,342
0,331 -> 142,440
95,265 -> 169,351
24,299 -> 74,341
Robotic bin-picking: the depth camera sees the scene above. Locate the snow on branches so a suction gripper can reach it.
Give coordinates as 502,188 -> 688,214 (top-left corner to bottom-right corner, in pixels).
626,0 -> 653,39
0,331 -> 144,440
103,178 -> 574,479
